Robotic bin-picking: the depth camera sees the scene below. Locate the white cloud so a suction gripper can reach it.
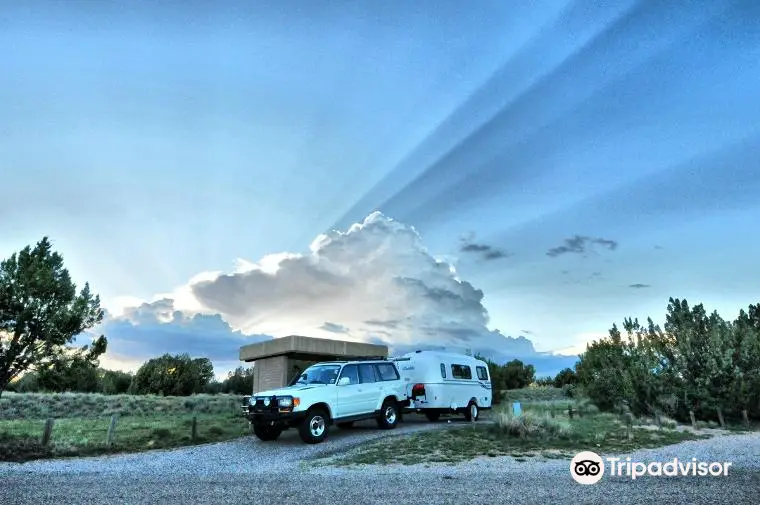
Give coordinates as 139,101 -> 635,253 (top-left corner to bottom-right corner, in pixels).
187,212 -> 517,351
101,212 -> 547,368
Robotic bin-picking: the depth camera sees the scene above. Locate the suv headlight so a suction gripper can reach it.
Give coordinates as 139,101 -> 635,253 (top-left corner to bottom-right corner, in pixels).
278,397 -> 293,407
249,397 -> 257,406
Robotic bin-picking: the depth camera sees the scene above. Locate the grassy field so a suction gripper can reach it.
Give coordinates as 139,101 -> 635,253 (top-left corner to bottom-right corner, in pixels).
0,392 -> 248,462
321,398 -> 708,466
0,391 -> 243,419
498,386 -> 567,402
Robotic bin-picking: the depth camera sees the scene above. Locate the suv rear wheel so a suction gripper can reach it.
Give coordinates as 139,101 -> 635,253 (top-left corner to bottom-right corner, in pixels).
252,424 -> 283,441
299,408 -> 329,444
376,399 -> 399,430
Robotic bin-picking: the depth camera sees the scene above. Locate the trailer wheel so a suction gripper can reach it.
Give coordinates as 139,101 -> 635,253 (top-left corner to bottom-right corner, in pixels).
252,424 -> 283,441
376,399 -> 399,430
464,402 -> 479,422
424,411 -> 440,422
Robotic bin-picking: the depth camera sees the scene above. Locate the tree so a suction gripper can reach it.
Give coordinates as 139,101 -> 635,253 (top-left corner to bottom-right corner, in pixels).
101,369 -> 134,395
502,359 -> 535,389
576,297 -> 760,423
576,334 -> 634,412
36,355 -> 101,393
203,380 -> 223,394
7,371 -> 39,393
0,237 -> 106,397
192,358 -> 214,386
553,368 -> 578,388
733,304 -> 760,418
534,376 -> 555,387
130,353 -> 215,396
221,366 -> 254,394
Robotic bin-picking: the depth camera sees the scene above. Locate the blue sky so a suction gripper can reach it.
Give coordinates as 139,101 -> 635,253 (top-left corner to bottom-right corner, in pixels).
2,0 -> 759,378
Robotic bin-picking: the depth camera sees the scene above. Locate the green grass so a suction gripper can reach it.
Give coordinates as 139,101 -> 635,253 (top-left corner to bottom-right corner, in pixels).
498,387 -> 567,402
0,391 -> 244,420
323,401 -> 707,467
0,391 -> 250,462
0,412 -> 249,462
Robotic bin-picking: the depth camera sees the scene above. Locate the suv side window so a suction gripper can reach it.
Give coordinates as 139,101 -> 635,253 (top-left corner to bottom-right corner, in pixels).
339,365 -> 360,385
440,363 -> 446,378
476,365 -> 489,380
451,364 -> 472,380
358,364 -> 377,383
374,363 -> 400,381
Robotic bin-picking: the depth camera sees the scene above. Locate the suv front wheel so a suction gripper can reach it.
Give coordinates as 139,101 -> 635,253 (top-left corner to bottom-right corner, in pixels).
252,424 -> 283,441
299,408 -> 330,444
376,399 -> 399,430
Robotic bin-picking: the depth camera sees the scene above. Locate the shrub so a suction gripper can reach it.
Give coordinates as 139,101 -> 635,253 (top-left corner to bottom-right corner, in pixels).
574,397 -> 598,415
207,425 -> 224,436
562,384 -> 577,398
660,415 -> 678,429
492,410 -> 571,439
492,389 -> 505,405
151,427 -> 172,439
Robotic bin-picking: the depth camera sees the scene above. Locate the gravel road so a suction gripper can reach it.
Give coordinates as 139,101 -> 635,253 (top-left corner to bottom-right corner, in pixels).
1,416 -> 758,505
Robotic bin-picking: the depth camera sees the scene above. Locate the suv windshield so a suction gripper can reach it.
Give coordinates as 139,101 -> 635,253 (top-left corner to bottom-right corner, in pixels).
294,364 -> 341,385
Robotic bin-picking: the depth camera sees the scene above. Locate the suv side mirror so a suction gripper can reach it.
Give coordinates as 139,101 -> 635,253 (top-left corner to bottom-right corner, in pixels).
337,377 -> 351,386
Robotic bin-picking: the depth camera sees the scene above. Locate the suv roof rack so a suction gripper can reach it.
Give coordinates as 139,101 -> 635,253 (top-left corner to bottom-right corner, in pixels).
315,356 -> 388,364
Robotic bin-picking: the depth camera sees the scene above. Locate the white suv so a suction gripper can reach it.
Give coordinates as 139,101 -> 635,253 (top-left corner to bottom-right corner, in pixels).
243,359 -> 408,444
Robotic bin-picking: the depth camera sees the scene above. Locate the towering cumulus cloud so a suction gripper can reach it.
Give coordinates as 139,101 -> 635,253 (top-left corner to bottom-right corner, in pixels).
102,212 -> 541,371
190,212 -> 524,354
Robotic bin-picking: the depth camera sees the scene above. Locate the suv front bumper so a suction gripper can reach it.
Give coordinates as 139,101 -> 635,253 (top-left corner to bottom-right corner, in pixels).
244,405 -> 306,428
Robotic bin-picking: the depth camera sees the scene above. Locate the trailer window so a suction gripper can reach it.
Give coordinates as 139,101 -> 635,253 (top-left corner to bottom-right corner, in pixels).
374,363 -> 400,381
451,364 -> 472,380
476,366 -> 489,380
358,364 -> 377,383
440,363 -> 446,378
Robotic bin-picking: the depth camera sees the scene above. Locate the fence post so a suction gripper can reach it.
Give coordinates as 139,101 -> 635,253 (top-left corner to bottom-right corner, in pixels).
191,415 -> 197,442
106,414 -> 119,447
568,405 -> 573,420
742,409 -> 750,428
41,418 -> 55,446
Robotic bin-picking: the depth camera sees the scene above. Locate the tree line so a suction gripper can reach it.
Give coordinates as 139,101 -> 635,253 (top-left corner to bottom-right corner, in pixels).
575,297 -> 760,424
7,354 -> 255,396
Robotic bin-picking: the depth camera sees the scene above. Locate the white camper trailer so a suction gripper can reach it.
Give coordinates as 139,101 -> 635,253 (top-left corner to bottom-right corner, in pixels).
391,350 -> 492,422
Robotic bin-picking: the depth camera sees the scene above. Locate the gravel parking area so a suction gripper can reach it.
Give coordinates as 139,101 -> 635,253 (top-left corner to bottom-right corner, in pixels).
1,416 -> 758,505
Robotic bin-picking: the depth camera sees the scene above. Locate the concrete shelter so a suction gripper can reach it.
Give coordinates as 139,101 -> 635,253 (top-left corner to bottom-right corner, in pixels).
239,335 -> 388,394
